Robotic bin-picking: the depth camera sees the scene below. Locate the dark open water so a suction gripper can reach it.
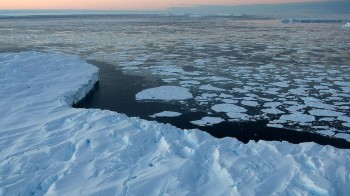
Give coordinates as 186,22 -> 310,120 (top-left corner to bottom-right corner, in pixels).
75,60 -> 350,149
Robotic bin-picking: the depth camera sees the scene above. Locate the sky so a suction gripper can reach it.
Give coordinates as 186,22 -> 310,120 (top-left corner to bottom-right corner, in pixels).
0,0 -> 330,10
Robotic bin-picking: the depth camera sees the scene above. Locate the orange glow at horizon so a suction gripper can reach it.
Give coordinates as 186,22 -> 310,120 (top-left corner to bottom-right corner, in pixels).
0,0 -> 327,10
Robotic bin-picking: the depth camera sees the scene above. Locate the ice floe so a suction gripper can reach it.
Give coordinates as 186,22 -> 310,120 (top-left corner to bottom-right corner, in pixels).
150,111 -> 182,118
136,86 -> 193,101
191,117 -> 225,126
309,109 -> 345,117
280,113 -> 315,123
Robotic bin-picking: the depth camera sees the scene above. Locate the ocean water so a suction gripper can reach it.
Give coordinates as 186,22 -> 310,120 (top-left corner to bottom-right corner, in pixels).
1,13 -> 349,143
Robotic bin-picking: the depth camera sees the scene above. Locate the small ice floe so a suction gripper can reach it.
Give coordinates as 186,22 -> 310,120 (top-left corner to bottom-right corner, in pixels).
264,102 -> 282,107
150,111 -> 182,118
199,84 -> 225,91
308,109 -> 345,117
241,100 -> 259,107
212,104 -> 247,113
280,112 -> 315,123
212,104 -> 249,120
267,123 -> 284,128
136,86 -> 193,101
191,117 -> 224,126
262,108 -> 284,115
271,81 -> 289,88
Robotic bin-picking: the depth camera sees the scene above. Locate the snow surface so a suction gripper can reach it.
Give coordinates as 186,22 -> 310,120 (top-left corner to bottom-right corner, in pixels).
1,52 -> 350,195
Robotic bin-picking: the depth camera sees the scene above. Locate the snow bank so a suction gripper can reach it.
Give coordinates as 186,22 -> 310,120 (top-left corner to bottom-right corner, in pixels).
1,52 -> 350,195
136,86 -> 193,101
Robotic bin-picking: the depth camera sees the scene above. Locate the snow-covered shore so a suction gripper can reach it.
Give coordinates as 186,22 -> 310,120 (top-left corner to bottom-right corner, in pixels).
1,52 -> 349,195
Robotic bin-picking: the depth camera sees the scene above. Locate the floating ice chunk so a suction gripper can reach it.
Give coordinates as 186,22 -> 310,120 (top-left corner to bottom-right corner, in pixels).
232,88 -> 249,93
267,123 -> 284,128
264,102 -> 282,107
180,80 -> 201,85
191,117 -> 224,126
212,104 -> 247,113
286,104 -> 307,112
262,108 -> 284,115
265,88 -> 281,95
338,116 -> 350,121
289,88 -> 307,95
211,103 -> 250,120
280,112 -> 315,123
320,117 -> 335,122
162,78 -> 177,83
219,93 -> 232,98
199,84 -> 225,91
241,100 -> 259,107
334,81 -> 350,86
271,81 -> 289,88
151,111 -> 182,118
222,99 -> 238,104
136,86 -> 193,101
208,76 -> 231,81
195,93 -> 217,101
303,97 -> 334,109
194,59 -> 207,66
226,112 -> 250,120
309,109 -> 345,117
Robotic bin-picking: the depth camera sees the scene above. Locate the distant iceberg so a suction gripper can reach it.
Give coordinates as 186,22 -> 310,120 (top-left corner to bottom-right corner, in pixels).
342,23 -> 350,28
282,18 -> 343,23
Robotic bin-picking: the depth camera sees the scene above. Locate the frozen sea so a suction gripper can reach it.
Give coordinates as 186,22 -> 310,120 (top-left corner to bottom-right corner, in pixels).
1,13 -> 350,195
0,14 -> 349,141
0,14 -> 350,140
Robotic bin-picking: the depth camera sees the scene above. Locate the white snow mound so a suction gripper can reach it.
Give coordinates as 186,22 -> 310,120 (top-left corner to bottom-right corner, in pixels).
1,52 -> 350,195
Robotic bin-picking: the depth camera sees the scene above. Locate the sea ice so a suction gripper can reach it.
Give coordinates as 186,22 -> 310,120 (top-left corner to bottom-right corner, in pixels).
191,117 -> 225,126
136,86 -> 193,101
1,52 -> 350,196
308,109 -> 345,117
150,111 -> 182,118
212,103 -> 247,113
199,84 -> 225,91
280,112 -> 315,123
241,100 -> 259,107
262,108 -> 285,115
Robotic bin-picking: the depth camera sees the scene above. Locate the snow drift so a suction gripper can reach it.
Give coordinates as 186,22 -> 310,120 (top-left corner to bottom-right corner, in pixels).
1,52 -> 350,195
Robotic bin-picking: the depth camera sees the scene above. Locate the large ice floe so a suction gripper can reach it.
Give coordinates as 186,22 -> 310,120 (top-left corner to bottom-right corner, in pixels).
1,52 -> 350,195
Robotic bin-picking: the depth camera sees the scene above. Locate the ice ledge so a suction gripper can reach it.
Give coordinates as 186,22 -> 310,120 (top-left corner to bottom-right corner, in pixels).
62,70 -> 99,106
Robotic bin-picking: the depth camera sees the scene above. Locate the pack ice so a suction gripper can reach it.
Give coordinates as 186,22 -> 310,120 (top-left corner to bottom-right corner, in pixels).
1,52 -> 350,195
